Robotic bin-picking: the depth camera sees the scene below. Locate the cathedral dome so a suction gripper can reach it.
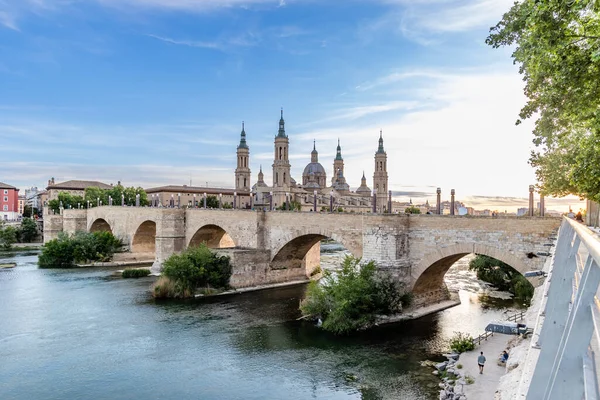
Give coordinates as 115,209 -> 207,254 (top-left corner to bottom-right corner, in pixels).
303,162 -> 326,176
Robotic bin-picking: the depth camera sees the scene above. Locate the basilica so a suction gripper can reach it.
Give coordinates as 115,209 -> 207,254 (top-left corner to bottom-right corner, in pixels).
235,110 -> 390,213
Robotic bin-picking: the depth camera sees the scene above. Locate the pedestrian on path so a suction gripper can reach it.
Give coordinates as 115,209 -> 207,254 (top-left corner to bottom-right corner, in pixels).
478,351 -> 486,374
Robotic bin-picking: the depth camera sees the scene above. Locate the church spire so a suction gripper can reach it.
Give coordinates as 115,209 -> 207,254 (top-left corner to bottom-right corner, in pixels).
311,139 -> 318,163
238,121 -> 248,149
277,108 -> 286,138
377,129 -> 385,154
335,138 -> 343,160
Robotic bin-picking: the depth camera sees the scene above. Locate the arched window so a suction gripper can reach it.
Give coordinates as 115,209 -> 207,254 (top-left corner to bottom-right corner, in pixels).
284,147 -> 287,159
276,172 -> 279,184
243,178 -> 247,187
376,184 -> 379,190
279,147 -> 282,160
283,172 -> 286,183
383,184 -> 386,191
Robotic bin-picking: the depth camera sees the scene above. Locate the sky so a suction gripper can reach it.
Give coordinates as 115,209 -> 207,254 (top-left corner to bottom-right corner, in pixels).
0,0 -> 584,212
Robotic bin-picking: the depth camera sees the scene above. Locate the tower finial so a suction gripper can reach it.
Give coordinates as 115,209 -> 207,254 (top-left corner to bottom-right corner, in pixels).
281,108 -> 283,118
377,129 -> 385,153
380,129 -> 382,139
313,139 -> 316,151
242,121 -> 245,130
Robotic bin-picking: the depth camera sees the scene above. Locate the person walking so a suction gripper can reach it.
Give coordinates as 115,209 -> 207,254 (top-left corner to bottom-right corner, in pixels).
478,351 -> 487,374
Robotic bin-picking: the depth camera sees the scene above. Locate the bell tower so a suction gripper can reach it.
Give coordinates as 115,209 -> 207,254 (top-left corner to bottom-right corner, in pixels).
272,109 -> 291,191
235,122 -> 251,192
331,139 -> 344,185
373,130 -> 388,212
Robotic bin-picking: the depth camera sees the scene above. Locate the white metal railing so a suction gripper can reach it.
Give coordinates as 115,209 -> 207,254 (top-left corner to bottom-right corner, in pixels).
527,217 -> 600,399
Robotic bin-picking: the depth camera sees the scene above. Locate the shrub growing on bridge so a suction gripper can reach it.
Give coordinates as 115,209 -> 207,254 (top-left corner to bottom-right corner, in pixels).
38,231 -> 122,268
153,243 -> 232,298
300,256 -> 411,334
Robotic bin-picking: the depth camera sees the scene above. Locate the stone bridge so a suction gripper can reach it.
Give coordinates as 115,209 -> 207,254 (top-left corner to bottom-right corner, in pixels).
44,207 -> 560,305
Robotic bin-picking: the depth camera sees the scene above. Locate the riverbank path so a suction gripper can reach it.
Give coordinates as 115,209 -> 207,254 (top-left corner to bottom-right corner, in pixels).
459,334 -> 509,399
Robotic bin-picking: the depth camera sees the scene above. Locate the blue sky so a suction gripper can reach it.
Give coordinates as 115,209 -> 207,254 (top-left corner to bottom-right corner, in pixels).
0,0 -> 583,211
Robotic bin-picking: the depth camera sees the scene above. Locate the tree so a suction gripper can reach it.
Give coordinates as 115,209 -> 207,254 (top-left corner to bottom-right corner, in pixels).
22,205 -> 38,218
469,255 -> 534,302
487,1 -> 600,201
19,218 -> 38,243
205,195 -> 220,209
276,200 -> 302,211
300,256 -> 411,334
405,206 -> 421,214
0,224 -> 18,250
48,192 -> 85,213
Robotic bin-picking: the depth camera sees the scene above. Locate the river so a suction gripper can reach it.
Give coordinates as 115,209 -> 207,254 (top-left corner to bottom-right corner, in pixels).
0,248 -> 524,400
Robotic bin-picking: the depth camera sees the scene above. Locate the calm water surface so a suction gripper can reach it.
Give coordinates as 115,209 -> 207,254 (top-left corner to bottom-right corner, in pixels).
0,251 -> 522,400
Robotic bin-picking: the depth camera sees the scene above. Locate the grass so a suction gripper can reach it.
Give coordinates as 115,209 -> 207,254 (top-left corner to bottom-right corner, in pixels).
456,363 -> 463,369
465,375 -> 475,385
122,268 -> 151,278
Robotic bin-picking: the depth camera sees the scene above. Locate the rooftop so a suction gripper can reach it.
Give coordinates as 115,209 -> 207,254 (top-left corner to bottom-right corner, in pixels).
47,180 -> 113,190
0,181 -> 17,190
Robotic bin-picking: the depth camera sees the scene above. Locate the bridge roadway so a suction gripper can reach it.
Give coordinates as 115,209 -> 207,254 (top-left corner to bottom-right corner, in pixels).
44,207 -> 560,306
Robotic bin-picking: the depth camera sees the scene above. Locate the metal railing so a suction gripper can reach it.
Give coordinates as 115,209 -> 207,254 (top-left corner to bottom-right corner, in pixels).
473,330 -> 494,346
526,217 -> 600,400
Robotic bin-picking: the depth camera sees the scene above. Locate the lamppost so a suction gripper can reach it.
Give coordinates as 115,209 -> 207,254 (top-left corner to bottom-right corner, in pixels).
97,197 -> 100,207
109,196 -> 113,207
193,194 -> 197,208
286,192 -> 289,211
203,193 -> 207,209
436,188 -> 442,215
177,193 -> 181,208
170,194 -> 174,208
219,193 -> 222,209
87,200 -> 90,209
269,191 -> 273,211
313,190 -> 317,212
233,192 -> 237,209
388,190 -> 392,214
121,194 -> 125,207
136,193 -> 140,207
450,189 -> 455,216
528,185 -> 535,216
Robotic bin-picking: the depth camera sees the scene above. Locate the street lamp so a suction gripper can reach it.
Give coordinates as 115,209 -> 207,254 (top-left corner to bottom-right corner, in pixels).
269,191 -> 273,211
219,193 -> 222,209
233,192 -> 237,209
203,193 -> 207,209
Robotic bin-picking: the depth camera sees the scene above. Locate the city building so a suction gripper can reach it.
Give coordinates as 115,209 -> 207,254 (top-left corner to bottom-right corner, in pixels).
24,187 -> 41,210
46,178 -> 113,201
0,182 -> 20,221
251,110 -> 385,212
18,195 -> 26,216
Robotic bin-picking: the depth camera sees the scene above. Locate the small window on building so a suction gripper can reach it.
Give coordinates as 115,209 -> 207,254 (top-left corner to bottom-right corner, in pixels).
3,190 -> 7,194
3,205 -> 7,211
3,196 -> 7,202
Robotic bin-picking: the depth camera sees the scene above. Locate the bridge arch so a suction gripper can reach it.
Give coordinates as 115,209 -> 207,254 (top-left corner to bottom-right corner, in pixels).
131,220 -> 156,254
89,218 -> 112,234
410,243 -> 530,295
271,231 -> 360,274
188,224 -> 235,249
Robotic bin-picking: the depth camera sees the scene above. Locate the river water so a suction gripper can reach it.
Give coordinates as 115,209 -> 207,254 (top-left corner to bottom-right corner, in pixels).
0,249 -> 524,400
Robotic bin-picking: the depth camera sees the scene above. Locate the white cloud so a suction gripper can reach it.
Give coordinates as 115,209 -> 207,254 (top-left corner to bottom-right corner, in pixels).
146,34 -> 220,49
0,10 -> 19,31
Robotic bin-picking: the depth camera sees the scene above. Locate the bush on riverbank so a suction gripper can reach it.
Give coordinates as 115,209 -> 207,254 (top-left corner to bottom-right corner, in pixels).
469,255 -> 534,303
449,332 -> 476,353
122,268 -> 151,278
300,256 -> 411,335
38,231 -> 122,268
152,244 -> 232,298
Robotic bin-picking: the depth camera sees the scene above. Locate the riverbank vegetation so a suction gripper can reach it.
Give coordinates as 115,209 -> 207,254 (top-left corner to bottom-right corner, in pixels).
449,332 -> 476,353
300,256 -> 412,335
0,219 -> 39,250
38,231 -> 123,268
122,268 -> 151,278
152,243 -> 232,298
469,255 -> 534,303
